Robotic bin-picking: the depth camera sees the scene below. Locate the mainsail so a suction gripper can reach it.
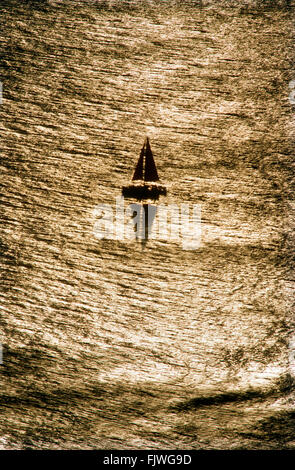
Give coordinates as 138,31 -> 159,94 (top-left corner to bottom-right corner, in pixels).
132,137 -> 159,182
144,137 -> 159,182
132,146 -> 144,181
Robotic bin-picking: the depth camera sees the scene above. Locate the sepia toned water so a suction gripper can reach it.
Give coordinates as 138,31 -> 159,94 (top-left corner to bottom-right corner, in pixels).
1,0 -> 295,449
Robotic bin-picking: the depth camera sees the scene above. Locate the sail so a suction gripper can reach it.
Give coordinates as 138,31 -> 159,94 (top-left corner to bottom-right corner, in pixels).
132,146 -> 144,181
144,137 -> 159,182
122,137 -> 167,199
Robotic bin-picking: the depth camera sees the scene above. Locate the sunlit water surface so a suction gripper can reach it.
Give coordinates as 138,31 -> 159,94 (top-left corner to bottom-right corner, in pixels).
1,0 -> 295,449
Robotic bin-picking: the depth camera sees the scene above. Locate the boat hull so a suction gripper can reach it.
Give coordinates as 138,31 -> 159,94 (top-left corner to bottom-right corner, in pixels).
122,183 -> 167,200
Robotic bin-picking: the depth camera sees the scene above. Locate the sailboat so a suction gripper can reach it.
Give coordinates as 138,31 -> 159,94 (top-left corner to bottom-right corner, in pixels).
122,137 -> 167,200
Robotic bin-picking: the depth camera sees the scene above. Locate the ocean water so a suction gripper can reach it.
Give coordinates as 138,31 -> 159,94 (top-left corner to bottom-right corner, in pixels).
1,0 -> 295,449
